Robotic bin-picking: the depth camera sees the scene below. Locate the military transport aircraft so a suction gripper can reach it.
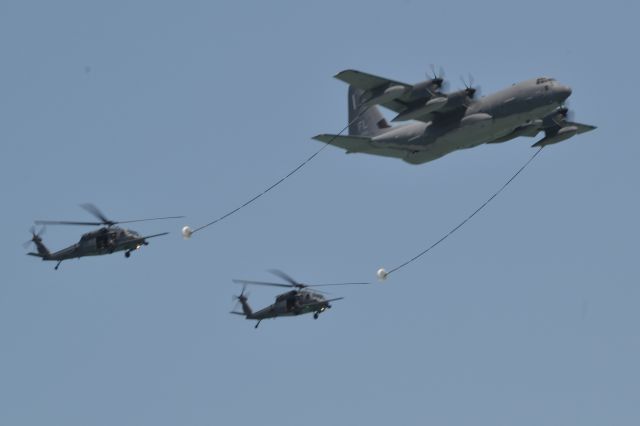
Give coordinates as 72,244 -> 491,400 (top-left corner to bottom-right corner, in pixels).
231,269 -> 369,328
313,69 -> 596,164
26,204 -> 182,270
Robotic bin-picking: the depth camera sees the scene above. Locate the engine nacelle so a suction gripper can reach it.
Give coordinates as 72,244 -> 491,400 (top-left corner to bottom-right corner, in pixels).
362,85 -> 407,107
460,113 -> 493,126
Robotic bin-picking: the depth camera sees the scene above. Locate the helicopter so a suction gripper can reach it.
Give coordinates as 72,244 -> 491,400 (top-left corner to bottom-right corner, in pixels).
25,203 -> 183,270
231,269 -> 369,328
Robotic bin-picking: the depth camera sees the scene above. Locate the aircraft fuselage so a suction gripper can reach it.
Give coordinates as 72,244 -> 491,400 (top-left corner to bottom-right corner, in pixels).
370,77 -> 571,164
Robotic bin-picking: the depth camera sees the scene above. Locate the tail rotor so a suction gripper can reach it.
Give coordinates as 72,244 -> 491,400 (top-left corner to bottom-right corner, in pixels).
23,226 -> 45,249
231,284 -> 252,316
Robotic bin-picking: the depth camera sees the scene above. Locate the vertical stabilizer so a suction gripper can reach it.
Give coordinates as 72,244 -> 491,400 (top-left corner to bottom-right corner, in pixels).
26,229 -> 51,259
239,295 -> 253,317
348,86 -> 390,137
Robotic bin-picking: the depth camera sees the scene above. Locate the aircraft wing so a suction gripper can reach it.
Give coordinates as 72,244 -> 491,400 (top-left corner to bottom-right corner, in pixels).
565,121 -> 597,134
520,120 -> 596,139
334,69 -> 415,114
529,109 -> 597,147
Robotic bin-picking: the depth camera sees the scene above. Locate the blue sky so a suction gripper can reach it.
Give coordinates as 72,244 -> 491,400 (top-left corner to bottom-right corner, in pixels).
1,1 -> 638,425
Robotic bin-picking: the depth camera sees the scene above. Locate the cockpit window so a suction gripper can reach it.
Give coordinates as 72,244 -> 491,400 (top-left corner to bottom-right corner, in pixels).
536,77 -> 556,85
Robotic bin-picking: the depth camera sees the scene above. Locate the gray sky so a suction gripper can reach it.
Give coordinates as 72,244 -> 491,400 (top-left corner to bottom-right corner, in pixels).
1,1 -> 638,425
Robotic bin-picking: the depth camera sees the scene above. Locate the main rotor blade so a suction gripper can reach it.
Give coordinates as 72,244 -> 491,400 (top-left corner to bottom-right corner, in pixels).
232,279 -> 292,288
34,220 -> 103,226
80,204 -> 182,225
306,282 -> 370,287
80,203 -> 111,224
268,269 -> 300,286
116,216 -> 184,225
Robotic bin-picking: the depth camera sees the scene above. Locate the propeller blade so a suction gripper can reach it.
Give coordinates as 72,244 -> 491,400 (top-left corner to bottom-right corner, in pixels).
232,279 -> 292,288
560,102 -> 574,122
428,64 -> 435,79
268,269 -> 301,287
429,64 -> 445,80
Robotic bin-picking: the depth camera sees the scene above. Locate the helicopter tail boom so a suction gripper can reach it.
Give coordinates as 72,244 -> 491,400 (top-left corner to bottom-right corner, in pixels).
238,295 -> 253,317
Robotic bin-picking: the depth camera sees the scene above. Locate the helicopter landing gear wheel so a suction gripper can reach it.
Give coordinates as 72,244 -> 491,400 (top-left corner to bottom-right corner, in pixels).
313,312 -> 319,320
125,251 -> 131,258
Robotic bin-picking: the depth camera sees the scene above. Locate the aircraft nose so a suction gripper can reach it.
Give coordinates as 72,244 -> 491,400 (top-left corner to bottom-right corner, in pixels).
557,85 -> 572,101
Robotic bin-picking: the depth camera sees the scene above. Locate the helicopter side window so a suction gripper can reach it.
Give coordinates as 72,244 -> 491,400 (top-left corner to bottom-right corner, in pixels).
286,297 -> 295,311
96,234 -> 109,249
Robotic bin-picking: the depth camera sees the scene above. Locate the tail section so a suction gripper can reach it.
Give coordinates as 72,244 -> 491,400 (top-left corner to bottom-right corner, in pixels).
348,86 -> 390,137
238,295 -> 253,317
231,289 -> 253,317
26,228 -> 51,259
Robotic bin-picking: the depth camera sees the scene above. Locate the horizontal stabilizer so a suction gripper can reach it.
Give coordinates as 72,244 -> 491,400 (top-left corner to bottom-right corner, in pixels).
334,69 -> 409,92
312,134 -> 373,153
230,311 -> 246,316
27,252 -> 43,258
312,134 -> 407,159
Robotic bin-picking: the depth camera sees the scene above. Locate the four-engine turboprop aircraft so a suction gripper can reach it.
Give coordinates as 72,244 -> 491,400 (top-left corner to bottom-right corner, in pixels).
313,70 -> 596,164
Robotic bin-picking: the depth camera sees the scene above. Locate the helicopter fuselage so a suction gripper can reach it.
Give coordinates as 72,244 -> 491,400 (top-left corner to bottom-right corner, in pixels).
248,290 -> 331,320
40,227 -> 146,261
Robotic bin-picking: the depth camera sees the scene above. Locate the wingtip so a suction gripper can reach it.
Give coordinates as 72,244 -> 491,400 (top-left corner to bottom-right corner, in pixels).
312,134 -> 331,142
333,69 -> 353,78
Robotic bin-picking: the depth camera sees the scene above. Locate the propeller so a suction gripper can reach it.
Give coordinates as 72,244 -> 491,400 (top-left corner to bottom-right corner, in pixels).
23,225 -> 45,249
35,203 -> 184,227
428,64 -> 448,93
557,102 -> 575,122
547,102 -> 574,128
460,74 -> 481,100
